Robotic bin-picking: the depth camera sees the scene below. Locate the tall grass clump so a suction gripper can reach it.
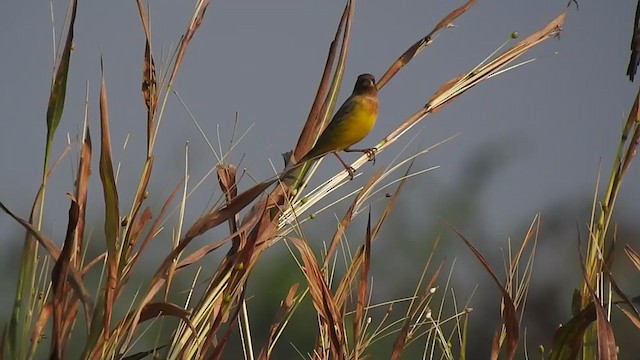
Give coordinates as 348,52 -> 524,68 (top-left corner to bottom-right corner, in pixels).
5,0 -> 638,359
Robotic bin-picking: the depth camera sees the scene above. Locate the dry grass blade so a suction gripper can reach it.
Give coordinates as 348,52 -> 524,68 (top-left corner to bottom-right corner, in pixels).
122,209 -> 263,351
617,305 -> 640,330
50,199 -> 80,359
98,58 -> 120,338
185,180 -> 274,240
605,267 -> 640,322
448,224 -> 519,360
353,211 -> 372,359
0,202 -> 60,260
258,283 -> 301,360
293,1 -> 350,161
169,0 -> 210,83
334,162 -> 412,307
377,0 -> 477,89
74,128 -> 92,262
216,164 -> 240,248
176,238 -> 229,270
549,302 -> 596,360
136,0 -> 157,155
121,180 -> 181,284
0,202 -> 94,313
28,303 -> 52,358
138,302 -> 194,332
290,237 -> 346,359
593,296 -> 618,360
323,168 -> 384,269
122,345 -> 169,360
625,245 -> 640,271
390,260 -> 444,360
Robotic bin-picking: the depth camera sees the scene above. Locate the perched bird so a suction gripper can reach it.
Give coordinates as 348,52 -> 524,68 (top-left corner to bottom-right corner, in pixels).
628,0 -> 640,81
296,73 -> 379,178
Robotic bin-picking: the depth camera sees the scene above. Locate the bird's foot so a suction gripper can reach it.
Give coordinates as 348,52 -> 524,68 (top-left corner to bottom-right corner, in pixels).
365,147 -> 377,164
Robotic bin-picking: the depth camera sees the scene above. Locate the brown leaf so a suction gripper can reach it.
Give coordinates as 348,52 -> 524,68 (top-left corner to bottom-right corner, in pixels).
323,167 -> 384,269
548,303 -> 596,359
29,302 -> 52,357
390,260 -> 444,360
74,128 -> 92,261
594,299 -> 618,360
99,58 -> 120,337
0,201 -> 93,311
51,198 -> 80,358
290,237 -> 346,359
293,1 -> 350,161
137,0 -> 158,154
258,283 -> 301,360
625,244 -> 640,271
138,302 -> 194,332
353,211 -> 372,358
449,224 -> 519,359
377,0 -> 477,89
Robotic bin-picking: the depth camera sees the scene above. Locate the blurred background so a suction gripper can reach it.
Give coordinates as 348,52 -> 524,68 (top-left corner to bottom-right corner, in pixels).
1,0 -> 640,358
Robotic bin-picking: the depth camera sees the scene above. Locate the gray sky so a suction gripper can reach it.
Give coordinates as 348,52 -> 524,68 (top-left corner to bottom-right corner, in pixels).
1,0 -> 640,355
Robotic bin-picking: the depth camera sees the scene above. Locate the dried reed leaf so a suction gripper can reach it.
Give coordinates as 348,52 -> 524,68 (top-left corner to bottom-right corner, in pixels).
604,266 -> 640,321
136,0 -> 157,154
323,167 -> 384,269
293,2 -> 349,161
123,180 -> 181,282
98,58 -> 120,337
74,129 -> 92,261
617,305 -> 640,330
353,212 -> 372,358
83,253 -> 107,275
51,198 -> 80,359
549,302 -> 596,360
390,260 -> 444,360
29,302 -> 52,358
449,224 -> 519,359
138,302 -> 195,332
377,0 -> 477,89
129,207 -> 153,247
0,202 -> 93,313
594,297 -> 618,360
258,283 -> 301,360
290,237 -> 346,358
625,244 -> 640,273
335,163 -> 411,307
185,180 -> 273,240
167,0 -> 210,86
0,201 -> 60,258
176,238 -> 229,269
122,345 -> 169,360
216,164 -> 240,247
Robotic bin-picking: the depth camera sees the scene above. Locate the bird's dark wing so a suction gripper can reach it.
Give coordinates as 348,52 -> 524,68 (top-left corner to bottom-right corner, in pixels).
628,0 -> 640,81
323,95 -> 358,131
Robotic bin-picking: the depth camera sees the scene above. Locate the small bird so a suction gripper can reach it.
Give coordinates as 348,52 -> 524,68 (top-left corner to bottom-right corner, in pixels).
296,73 -> 379,178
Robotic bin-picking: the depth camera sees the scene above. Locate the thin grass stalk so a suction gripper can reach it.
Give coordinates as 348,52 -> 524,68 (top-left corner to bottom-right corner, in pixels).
579,88 -> 640,359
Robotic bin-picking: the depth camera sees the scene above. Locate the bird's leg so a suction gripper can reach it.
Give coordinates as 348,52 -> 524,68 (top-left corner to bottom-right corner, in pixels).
333,152 -> 355,179
344,147 -> 378,164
